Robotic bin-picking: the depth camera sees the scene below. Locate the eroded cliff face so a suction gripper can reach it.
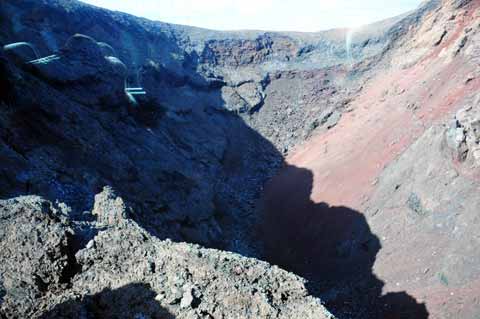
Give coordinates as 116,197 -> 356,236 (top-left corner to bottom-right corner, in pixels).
1,0 -> 479,318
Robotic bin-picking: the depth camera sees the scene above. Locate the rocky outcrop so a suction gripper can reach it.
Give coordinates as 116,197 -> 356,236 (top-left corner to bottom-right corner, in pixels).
0,196 -> 77,318
221,81 -> 266,114
0,194 -> 333,319
92,186 -> 129,227
260,1 -> 480,318
200,34 -> 299,67
0,0 -> 431,152
447,97 -> 480,164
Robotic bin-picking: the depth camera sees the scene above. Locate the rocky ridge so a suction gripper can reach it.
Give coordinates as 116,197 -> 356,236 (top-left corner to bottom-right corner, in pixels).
0,191 -> 333,319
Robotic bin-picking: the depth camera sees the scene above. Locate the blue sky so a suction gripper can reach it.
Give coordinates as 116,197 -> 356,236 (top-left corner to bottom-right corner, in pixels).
80,0 -> 423,32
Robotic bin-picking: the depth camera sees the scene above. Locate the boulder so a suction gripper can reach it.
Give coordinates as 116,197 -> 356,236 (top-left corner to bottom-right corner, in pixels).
236,82 -> 265,112
221,86 -> 250,113
221,82 -> 265,114
105,56 -> 128,77
448,103 -> 480,164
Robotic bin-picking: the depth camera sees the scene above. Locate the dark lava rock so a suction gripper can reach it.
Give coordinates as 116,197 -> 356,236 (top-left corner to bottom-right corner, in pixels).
0,196 -> 77,318
0,194 -> 333,319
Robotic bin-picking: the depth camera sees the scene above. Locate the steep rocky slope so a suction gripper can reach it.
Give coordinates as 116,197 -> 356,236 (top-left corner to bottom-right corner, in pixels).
0,25 -> 282,258
0,191 -> 333,319
263,0 -> 480,318
1,0 -> 480,318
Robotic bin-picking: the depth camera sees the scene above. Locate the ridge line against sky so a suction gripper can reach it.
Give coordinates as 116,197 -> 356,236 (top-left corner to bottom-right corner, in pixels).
80,0 -> 423,32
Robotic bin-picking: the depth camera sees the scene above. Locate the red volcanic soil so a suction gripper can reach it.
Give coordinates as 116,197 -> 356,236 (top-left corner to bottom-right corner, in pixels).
262,2 -> 480,318
288,58 -> 480,207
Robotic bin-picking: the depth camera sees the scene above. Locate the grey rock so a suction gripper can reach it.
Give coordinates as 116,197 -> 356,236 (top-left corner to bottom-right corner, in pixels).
236,82 -> 265,112
92,186 -> 129,227
0,34 -> 279,256
0,195 -> 333,319
0,0 -> 464,318
62,34 -> 104,60
86,239 -> 95,249
0,196 -> 77,318
0,279 -> 5,305
221,85 -> 251,113
447,98 -> 480,165
406,192 -> 427,216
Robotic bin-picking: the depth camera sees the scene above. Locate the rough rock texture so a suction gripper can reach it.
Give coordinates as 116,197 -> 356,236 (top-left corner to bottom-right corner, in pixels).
447,99 -> 480,164
91,186 -> 129,227
0,196 -> 77,318
0,0 -> 427,152
0,195 -> 333,319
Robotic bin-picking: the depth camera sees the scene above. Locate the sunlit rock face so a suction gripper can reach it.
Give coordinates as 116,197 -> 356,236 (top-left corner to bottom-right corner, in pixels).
2,0 -> 480,318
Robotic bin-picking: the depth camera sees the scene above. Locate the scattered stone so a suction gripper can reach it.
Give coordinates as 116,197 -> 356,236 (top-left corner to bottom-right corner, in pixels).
0,194 -> 333,318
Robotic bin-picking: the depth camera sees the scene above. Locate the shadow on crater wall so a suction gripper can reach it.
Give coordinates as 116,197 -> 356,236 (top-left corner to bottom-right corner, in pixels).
261,165 -> 429,319
0,3 -> 429,317
0,39 -> 428,319
0,26 -> 281,255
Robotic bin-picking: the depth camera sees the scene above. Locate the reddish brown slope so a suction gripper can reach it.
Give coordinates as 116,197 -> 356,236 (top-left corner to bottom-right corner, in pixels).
262,1 -> 480,318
